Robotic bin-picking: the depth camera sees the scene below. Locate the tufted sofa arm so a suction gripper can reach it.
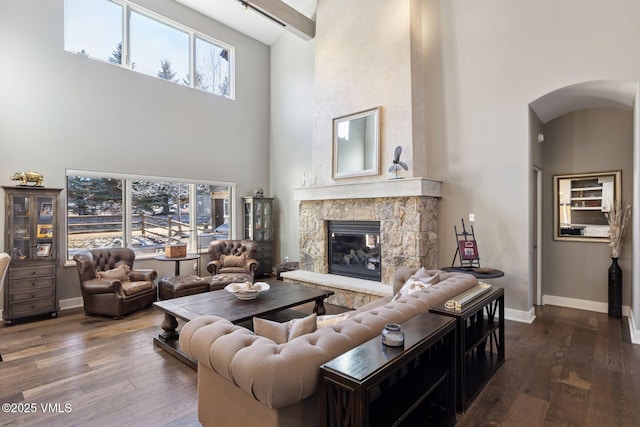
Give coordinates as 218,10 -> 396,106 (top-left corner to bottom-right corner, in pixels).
179,270 -> 478,410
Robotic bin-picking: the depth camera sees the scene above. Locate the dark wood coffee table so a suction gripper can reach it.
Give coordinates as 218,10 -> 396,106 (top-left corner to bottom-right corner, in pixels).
153,281 -> 334,368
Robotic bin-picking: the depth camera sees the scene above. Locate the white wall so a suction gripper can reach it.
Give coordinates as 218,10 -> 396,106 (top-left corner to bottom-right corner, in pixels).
271,0 -> 640,323
0,0 -> 270,304
270,31 -> 315,263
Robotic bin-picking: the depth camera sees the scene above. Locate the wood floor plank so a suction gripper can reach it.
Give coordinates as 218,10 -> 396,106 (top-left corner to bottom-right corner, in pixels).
1,302 -> 638,426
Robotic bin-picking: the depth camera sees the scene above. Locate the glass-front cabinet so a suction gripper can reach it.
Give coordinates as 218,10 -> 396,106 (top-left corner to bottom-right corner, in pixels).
243,197 -> 274,277
3,186 -> 62,324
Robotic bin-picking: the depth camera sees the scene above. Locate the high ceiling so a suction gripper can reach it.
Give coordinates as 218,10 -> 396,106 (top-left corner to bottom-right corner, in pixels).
174,0 -> 316,45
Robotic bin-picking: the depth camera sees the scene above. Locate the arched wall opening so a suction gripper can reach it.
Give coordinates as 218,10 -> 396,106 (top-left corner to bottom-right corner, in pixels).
529,80 -> 640,344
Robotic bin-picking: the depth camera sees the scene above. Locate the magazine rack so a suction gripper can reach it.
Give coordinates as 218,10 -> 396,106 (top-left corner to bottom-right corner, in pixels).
451,218 -> 481,269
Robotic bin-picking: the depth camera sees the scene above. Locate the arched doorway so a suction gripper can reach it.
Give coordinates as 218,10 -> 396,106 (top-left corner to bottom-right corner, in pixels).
529,80 -> 637,325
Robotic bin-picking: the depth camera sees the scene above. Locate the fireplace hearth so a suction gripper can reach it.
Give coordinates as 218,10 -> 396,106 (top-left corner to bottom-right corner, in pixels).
328,221 -> 381,281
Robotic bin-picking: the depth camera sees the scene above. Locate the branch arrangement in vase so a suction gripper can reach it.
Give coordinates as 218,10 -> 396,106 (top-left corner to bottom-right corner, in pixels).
605,200 -> 632,258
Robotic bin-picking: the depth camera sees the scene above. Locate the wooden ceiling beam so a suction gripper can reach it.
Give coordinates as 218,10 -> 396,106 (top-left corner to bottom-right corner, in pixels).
243,0 -> 315,41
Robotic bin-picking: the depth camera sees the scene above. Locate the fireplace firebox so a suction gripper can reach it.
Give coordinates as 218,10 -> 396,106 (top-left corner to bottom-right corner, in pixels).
328,221 -> 381,281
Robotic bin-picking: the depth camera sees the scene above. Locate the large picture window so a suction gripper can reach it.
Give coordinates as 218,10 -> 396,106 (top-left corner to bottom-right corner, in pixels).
66,171 -> 234,260
64,0 -> 234,98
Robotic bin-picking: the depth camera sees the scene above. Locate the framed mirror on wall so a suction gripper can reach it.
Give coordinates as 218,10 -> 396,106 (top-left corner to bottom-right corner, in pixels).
553,170 -> 621,241
332,107 -> 380,179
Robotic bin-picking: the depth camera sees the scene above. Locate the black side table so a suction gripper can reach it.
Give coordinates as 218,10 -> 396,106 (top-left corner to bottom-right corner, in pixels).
154,253 -> 200,276
430,286 -> 504,413
320,312 -> 457,426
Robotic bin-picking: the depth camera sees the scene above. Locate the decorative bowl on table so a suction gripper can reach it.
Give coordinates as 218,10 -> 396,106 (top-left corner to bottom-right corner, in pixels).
225,282 -> 270,300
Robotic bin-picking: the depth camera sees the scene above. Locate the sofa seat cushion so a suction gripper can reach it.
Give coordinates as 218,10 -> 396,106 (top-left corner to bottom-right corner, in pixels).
121,280 -> 154,296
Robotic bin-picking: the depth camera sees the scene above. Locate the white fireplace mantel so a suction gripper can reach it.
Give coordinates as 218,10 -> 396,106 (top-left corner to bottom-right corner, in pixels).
293,177 -> 442,201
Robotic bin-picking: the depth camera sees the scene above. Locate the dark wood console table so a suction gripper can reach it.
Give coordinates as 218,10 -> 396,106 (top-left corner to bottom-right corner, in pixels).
320,312 -> 457,427
430,286 -> 504,412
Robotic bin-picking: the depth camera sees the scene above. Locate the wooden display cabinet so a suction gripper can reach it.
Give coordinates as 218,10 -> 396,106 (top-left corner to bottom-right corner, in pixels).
242,197 -> 274,277
3,186 -> 62,324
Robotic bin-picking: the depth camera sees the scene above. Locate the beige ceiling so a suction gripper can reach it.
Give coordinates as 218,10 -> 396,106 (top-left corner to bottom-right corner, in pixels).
174,0 -> 316,45
531,80 -> 637,124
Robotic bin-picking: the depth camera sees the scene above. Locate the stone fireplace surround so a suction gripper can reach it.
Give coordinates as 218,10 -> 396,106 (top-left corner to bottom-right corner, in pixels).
282,178 -> 442,308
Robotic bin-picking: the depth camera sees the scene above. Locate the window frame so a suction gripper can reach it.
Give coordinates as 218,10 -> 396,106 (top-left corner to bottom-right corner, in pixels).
64,0 -> 235,99
65,169 -> 235,261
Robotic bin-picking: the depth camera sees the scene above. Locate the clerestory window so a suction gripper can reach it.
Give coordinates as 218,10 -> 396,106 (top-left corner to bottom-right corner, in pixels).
66,171 -> 234,260
64,0 -> 234,99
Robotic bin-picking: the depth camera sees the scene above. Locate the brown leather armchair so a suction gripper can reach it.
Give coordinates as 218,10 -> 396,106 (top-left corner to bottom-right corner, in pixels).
207,240 -> 259,290
73,248 -> 157,319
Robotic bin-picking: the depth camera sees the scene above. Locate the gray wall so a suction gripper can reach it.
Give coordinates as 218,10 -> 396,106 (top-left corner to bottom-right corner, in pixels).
0,0 -> 270,304
542,108 -> 633,305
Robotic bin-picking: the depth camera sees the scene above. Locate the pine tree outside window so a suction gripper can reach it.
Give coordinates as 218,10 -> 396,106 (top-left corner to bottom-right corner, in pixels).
64,0 -> 234,99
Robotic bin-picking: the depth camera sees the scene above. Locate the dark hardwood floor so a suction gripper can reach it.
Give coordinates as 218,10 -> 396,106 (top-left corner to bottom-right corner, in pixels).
0,303 -> 638,426
458,305 -> 640,427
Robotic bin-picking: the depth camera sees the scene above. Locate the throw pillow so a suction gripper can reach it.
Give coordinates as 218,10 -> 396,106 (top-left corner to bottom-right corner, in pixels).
115,261 -> 131,275
96,266 -> 129,282
410,267 -> 429,279
288,313 -> 318,340
219,253 -> 248,268
316,313 -> 350,329
392,273 -> 440,301
253,313 -> 317,344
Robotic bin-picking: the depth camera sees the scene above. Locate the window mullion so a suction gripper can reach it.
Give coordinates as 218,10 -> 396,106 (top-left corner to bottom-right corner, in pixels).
124,180 -> 132,248
123,4 -> 130,69
189,184 -> 197,252
189,33 -> 195,88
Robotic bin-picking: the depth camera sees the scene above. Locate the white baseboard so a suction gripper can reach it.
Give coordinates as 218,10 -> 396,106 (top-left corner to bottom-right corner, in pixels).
629,309 -> 640,345
59,297 -> 84,311
505,307 -> 536,324
543,294 -> 630,316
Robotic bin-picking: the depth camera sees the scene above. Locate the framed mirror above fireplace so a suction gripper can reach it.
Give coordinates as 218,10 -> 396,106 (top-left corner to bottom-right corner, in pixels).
332,107 -> 381,179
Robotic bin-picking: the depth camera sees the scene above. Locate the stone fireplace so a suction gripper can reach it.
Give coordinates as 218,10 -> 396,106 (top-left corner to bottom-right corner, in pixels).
283,178 -> 442,308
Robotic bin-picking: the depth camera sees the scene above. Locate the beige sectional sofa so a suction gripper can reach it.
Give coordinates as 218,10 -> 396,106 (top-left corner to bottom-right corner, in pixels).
179,267 -> 478,427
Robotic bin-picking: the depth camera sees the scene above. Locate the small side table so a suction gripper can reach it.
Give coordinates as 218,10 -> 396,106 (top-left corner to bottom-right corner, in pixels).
430,286 -> 504,413
154,253 -> 200,276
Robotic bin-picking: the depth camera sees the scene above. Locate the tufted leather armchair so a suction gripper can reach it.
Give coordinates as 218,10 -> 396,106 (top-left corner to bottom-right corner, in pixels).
73,248 -> 157,319
207,240 -> 259,276
207,240 -> 259,290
